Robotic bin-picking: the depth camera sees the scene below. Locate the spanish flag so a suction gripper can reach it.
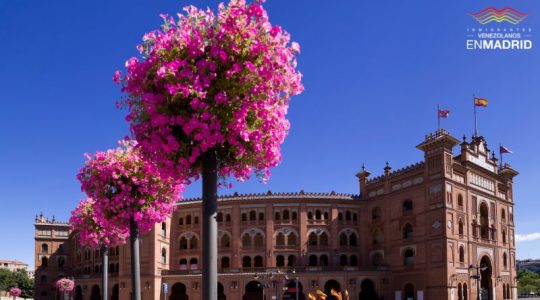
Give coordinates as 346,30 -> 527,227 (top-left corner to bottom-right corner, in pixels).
474,97 -> 488,107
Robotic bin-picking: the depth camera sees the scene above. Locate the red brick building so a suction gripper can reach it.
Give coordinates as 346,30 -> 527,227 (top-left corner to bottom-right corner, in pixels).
34,129 -> 518,300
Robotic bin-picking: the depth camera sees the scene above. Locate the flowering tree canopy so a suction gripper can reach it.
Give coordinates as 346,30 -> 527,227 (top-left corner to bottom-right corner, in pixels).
115,0 -> 303,183
77,140 -> 183,234
9,287 -> 22,297
70,198 -> 128,248
55,278 -> 75,293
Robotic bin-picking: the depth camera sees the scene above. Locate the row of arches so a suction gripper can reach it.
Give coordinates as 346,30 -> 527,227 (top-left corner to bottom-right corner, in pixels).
168,279 -> 378,300
179,215 -> 199,226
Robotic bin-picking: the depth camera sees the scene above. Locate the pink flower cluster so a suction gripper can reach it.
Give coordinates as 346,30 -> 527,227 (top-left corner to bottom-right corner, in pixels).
77,140 -> 183,235
9,287 -> 22,297
116,0 -> 303,182
69,198 -> 128,248
56,278 -> 75,293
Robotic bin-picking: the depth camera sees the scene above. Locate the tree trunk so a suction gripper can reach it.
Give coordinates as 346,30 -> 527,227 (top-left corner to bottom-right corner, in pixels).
202,150 -> 218,300
130,218 -> 141,300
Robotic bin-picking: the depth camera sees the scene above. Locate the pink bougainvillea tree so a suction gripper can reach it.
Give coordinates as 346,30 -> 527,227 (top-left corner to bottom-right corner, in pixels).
115,0 -> 303,183
9,287 -> 21,298
69,198 -> 128,248
77,140 -> 183,234
55,278 -> 75,293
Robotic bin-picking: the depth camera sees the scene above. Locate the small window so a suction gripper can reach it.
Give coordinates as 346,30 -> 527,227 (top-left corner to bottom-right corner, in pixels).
276,255 -> 285,267
161,222 -> 166,237
404,249 -> 414,266
315,210 -> 322,220
307,212 -> 313,220
458,219 -> 464,235
259,212 -> 265,221
217,213 -> 223,222
41,243 -> 49,253
242,213 -> 247,222
403,200 -> 413,212
403,224 -> 413,240
458,194 -> 464,207
320,232 -> 329,246
291,211 -> 297,221
459,246 -> 465,263
283,210 -> 290,220
287,233 -> 297,246
186,215 -> 192,225
194,216 -> 199,224
372,207 -> 382,221
274,212 -> 280,221
242,256 -> 252,268
221,257 -> 230,269
242,235 -> 251,247
249,211 -> 256,221
226,214 -> 231,222
308,232 -> 318,246
346,211 -> 351,221
161,248 -> 167,264
276,233 -> 285,246
287,255 -> 296,267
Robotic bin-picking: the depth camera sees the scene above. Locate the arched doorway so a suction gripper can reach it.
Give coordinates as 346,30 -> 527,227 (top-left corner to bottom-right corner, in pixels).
73,286 -> 83,300
324,280 -> 341,300
403,283 -> 414,300
218,282 -> 226,300
283,280 -> 305,300
90,285 -> 101,300
480,256 -> 493,300
170,282 -> 188,300
243,281 -> 263,300
111,284 -> 119,300
359,279 -> 378,300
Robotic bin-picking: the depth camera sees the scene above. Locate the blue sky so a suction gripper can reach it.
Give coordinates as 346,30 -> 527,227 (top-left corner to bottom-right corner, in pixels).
1,0 -> 539,268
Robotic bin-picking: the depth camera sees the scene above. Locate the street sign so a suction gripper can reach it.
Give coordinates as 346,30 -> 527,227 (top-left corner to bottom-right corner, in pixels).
162,283 -> 168,294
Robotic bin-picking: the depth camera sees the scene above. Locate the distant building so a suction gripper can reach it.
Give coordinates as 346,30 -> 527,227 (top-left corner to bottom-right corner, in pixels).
0,259 -> 28,272
517,260 -> 540,273
34,129 -> 519,300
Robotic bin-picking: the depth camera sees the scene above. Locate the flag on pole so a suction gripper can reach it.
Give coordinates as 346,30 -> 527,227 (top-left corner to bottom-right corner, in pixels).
474,97 -> 489,107
438,109 -> 450,118
500,145 -> 512,154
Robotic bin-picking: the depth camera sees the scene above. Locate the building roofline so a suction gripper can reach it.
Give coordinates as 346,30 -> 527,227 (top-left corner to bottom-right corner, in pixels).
180,191 -> 358,204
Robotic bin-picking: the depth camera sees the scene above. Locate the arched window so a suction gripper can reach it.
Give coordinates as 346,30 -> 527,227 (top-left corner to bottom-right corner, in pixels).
41,243 -> 48,253
463,283 -> 468,300
502,230 -> 507,244
276,233 -> 285,246
320,255 -> 329,266
340,255 -> 348,266
323,212 -> 329,220
315,210 -> 322,220
501,209 -> 506,221
221,257 -> 230,269
249,210 -> 256,221
292,212 -> 297,221
403,223 -> 413,240
458,283 -> 463,300
274,212 -> 280,221
458,194 -> 464,207
259,212 -> 265,221
242,213 -> 247,222
189,258 -> 198,268
308,212 -> 313,220
346,211 -> 351,221
226,214 -> 231,222
288,233 -> 297,246
276,255 -> 285,267
373,229 -> 383,245
503,252 -> 508,269
242,235 -> 251,247
459,246 -> 465,263
459,219 -> 464,235
350,255 -> 358,266
161,222 -> 166,237
41,257 -> 48,268
180,258 -> 188,269
242,256 -> 252,268
372,253 -> 383,266
349,233 -> 358,246
190,236 -> 198,249
404,249 -> 414,266
308,232 -> 318,246
254,256 -> 263,267
372,207 -> 382,221
338,212 -> 343,221
320,232 -> 329,246
254,233 -> 264,247
403,200 -> 413,212
480,203 -> 489,239
179,217 -> 184,225
309,255 -> 317,266
186,215 -> 192,225
283,210 -> 290,220
161,248 -> 167,264
221,234 -> 230,248
339,233 -> 348,246
217,212 -> 223,222
287,255 -> 296,267
180,237 -> 188,250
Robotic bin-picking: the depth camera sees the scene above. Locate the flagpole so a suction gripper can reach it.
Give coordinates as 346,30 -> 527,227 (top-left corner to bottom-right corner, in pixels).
437,104 -> 441,131
473,94 -> 478,137
499,143 -> 503,167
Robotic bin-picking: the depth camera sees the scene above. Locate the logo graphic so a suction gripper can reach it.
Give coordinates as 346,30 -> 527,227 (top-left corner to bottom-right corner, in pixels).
469,7 -> 528,25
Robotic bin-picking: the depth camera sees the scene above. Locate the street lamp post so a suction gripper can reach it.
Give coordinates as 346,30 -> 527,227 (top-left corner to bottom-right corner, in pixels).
469,264 -> 488,300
